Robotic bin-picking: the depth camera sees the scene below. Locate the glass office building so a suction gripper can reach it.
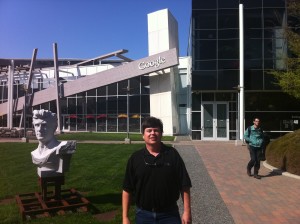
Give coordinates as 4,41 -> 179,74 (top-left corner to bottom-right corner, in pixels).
0,60 -> 152,133
0,60 -> 151,133
33,76 -> 151,133
1,3 -> 300,140
0,47 -> 180,136
191,0 -> 300,140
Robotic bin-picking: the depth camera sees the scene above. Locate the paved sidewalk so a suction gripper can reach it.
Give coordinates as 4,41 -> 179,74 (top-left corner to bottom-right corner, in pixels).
176,145 -> 234,224
181,141 -> 300,224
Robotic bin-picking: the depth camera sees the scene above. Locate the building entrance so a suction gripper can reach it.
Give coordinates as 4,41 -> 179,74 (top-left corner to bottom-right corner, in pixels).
62,115 -> 70,132
201,102 -> 229,140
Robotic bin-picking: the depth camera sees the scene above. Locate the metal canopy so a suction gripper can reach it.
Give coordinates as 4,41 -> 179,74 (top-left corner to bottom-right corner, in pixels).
74,49 -> 132,66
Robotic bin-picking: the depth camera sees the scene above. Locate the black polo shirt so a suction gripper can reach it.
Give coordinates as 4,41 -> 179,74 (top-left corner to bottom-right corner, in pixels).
123,143 -> 192,211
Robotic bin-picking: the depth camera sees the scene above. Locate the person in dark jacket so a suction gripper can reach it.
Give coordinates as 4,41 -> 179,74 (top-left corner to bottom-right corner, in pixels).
244,118 -> 264,179
122,117 -> 192,224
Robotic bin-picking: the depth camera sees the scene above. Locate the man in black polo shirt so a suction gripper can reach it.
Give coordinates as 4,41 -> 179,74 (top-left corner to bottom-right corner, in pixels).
122,117 -> 192,224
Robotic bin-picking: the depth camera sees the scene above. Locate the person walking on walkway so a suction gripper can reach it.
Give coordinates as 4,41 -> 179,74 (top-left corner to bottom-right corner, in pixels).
122,117 -> 192,224
244,118 -> 264,179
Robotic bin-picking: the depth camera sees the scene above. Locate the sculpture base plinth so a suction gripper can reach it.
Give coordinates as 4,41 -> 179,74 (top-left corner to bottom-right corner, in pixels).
15,188 -> 89,221
39,176 -> 65,201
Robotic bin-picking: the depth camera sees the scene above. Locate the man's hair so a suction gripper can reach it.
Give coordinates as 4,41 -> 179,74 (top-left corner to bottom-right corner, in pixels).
142,117 -> 163,133
253,117 -> 260,121
32,109 -> 58,130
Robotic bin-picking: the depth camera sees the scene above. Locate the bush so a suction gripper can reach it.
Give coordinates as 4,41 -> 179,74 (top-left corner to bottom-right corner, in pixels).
266,129 -> 300,175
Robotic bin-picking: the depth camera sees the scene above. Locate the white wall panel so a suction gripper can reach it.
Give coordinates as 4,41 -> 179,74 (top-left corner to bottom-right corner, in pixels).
148,9 -> 179,135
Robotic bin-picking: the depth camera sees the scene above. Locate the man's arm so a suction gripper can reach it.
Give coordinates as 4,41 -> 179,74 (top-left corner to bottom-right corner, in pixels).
244,127 -> 250,143
181,187 -> 192,224
122,190 -> 131,224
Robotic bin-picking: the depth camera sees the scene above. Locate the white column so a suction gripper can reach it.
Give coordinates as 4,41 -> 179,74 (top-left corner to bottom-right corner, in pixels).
7,62 -> 14,129
148,9 -> 179,135
239,4 -> 245,140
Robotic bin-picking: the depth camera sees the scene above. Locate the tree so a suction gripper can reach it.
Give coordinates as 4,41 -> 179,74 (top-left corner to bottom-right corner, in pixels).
270,0 -> 300,99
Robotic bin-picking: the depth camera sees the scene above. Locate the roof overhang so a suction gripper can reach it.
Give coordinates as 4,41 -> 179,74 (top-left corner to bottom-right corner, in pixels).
0,48 -> 179,115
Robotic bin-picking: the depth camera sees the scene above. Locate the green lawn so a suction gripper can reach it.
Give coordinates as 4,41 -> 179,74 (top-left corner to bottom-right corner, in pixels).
55,132 -> 174,142
0,142 -> 143,223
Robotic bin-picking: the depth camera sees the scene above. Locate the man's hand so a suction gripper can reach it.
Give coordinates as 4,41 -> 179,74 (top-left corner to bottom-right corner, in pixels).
181,187 -> 192,223
122,190 -> 131,224
182,210 -> 192,224
122,217 -> 131,224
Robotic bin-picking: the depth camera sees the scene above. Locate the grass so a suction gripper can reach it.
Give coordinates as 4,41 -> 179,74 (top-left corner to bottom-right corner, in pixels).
54,132 -> 175,142
0,142 -> 143,223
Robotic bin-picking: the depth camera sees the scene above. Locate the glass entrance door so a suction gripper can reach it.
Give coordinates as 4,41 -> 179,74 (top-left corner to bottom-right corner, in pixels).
202,102 -> 228,140
62,115 -> 70,132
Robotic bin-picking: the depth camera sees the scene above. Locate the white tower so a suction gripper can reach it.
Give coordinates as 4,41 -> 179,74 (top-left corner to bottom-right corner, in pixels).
147,9 -> 179,135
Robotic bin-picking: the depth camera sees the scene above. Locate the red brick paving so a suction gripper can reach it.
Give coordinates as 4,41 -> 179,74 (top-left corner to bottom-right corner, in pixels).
194,141 -> 300,224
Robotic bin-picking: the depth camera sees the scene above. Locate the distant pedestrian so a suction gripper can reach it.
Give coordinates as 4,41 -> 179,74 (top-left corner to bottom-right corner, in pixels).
122,116 -> 192,224
244,118 -> 264,179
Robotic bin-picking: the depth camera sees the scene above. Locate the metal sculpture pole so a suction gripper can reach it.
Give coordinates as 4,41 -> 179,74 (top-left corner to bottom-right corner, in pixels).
53,43 -> 62,134
125,82 -> 131,144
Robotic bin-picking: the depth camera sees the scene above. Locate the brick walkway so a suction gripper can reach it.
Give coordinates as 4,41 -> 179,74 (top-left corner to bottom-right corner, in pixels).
193,141 -> 300,224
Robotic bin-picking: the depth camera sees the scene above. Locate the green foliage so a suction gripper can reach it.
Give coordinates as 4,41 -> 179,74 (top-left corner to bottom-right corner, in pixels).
270,0 -> 300,99
271,70 -> 300,99
266,129 -> 300,175
0,143 -> 142,223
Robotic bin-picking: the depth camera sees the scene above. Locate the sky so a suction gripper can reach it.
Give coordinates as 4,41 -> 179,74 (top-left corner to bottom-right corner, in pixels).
0,0 -> 191,60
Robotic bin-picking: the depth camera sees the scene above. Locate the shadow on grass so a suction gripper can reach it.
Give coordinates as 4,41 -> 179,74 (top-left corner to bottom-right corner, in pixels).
86,193 -> 121,214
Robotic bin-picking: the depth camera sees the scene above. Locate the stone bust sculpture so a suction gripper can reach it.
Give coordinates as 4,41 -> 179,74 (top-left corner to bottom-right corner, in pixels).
31,109 -> 76,177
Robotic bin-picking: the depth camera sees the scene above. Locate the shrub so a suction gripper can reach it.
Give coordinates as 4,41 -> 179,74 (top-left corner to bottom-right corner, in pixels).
266,129 -> 300,175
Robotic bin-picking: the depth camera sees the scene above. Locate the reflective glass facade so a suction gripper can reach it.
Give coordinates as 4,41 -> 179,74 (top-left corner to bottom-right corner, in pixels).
191,0 -> 300,139
0,75 -> 150,133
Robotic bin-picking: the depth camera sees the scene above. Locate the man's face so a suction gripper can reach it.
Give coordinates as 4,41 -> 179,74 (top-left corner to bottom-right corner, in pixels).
33,119 -> 55,144
253,119 -> 260,127
143,127 -> 162,145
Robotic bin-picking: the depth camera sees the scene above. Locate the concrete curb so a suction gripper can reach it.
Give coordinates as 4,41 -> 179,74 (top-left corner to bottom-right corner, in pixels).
263,161 -> 300,180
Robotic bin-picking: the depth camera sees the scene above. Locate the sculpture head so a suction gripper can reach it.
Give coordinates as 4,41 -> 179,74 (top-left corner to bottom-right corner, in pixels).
32,109 -> 58,144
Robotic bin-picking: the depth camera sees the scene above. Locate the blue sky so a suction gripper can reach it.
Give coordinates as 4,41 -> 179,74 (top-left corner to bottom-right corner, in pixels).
0,0 -> 191,60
